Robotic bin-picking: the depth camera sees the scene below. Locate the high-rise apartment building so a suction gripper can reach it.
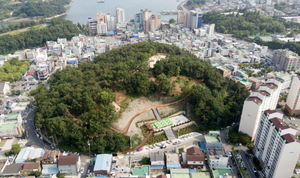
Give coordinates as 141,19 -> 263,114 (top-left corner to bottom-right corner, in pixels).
272,49 -> 300,71
187,10 -> 203,29
144,18 -> 155,32
116,7 -> 125,23
208,24 -> 215,37
106,15 -> 116,31
177,10 -> 188,28
254,110 -> 300,178
97,23 -> 107,35
96,12 -> 107,24
134,9 -> 152,30
239,78 -> 282,140
152,14 -> 161,30
285,76 -> 300,114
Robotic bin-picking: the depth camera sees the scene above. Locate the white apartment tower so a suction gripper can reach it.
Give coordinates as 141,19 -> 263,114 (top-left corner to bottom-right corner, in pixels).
285,76 -> 300,115
254,110 -> 300,178
116,7 -> 125,23
239,78 -> 282,140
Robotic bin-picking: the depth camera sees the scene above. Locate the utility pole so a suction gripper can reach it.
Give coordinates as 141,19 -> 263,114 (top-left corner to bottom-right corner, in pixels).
87,140 -> 91,158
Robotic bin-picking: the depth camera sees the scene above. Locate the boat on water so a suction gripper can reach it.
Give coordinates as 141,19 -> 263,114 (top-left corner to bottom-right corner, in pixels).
97,0 -> 105,3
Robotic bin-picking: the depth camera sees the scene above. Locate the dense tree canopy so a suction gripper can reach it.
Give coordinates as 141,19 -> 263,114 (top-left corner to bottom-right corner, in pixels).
185,0 -> 207,10
33,42 -> 249,153
0,58 -> 30,82
0,18 -> 80,55
0,0 -> 70,19
203,11 -> 286,38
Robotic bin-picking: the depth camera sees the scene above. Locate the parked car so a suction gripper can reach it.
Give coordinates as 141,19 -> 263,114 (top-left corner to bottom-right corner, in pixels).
253,167 -> 257,173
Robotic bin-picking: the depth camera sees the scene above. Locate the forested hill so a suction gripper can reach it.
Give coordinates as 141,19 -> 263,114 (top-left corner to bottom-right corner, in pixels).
203,10 -> 300,55
0,0 -> 71,19
32,42 -> 249,153
203,11 -> 286,38
0,18 -> 80,55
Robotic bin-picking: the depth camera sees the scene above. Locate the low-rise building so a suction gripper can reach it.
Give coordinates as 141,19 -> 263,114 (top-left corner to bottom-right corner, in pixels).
58,153 -> 81,176
94,154 -> 112,176
0,82 -> 10,96
20,162 -> 41,176
150,152 -> 164,169
165,153 -> 181,170
0,122 -> 23,138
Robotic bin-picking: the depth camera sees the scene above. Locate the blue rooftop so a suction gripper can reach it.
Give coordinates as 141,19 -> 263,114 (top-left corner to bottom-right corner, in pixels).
42,168 -> 59,174
94,154 -> 112,172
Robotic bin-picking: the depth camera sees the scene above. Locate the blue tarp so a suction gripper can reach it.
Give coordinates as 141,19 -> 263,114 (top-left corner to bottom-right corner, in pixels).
200,142 -> 206,150
150,165 -> 164,168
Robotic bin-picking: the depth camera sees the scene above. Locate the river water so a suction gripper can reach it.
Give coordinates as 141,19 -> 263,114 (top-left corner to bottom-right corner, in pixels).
0,0 -> 180,26
62,0 -> 180,24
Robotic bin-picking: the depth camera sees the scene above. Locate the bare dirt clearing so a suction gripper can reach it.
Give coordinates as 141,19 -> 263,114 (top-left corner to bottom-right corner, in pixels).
111,96 -> 186,137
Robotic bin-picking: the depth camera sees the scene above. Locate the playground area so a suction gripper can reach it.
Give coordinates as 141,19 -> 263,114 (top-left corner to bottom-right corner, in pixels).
151,115 -> 190,131
111,97 -> 186,137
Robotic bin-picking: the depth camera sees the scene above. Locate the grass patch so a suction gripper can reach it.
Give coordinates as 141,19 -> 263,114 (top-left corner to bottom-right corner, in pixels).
174,124 -> 199,137
0,25 -> 45,36
146,132 -> 167,145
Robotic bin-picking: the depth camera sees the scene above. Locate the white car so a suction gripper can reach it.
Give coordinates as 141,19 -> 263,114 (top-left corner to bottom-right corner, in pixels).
295,169 -> 300,174
80,168 -> 84,173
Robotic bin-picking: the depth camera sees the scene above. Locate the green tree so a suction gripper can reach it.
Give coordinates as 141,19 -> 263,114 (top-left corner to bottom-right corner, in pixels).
169,18 -> 176,24
29,171 -> 42,177
11,144 -> 21,154
57,173 -> 65,178
140,157 -> 150,165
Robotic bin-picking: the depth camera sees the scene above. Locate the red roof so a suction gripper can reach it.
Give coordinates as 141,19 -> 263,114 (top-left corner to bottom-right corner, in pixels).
282,134 -> 300,143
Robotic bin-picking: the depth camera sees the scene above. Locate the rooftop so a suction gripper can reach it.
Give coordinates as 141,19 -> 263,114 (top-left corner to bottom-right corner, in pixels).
0,123 -> 18,130
3,113 -> 19,119
131,165 -> 150,176
58,153 -> 79,166
94,154 -> 112,172
270,117 -> 291,130
212,168 -> 233,178
191,172 -> 210,178
205,135 -> 220,143
282,133 -> 300,143
246,97 -> 262,105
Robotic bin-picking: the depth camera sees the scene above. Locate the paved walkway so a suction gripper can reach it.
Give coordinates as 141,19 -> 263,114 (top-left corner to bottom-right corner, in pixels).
152,108 -> 162,121
164,126 -> 177,140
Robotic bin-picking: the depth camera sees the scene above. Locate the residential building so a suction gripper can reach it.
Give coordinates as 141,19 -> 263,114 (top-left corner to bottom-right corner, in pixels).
116,7 -> 125,23
188,10 -> 203,29
20,162 -> 41,176
97,23 -> 108,35
94,154 -> 112,176
0,122 -> 23,138
150,152 -> 164,169
144,18 -> 155,33
107,15 -> 116,31
0,82 -> 10,96
41,150 -> 60,177
165,153 -> 181,169
285,76 -> 300,115
254,110 -> 300,178
58,153 -> 81,176
177,10 -> 188,28
184,147 -> 205,169
87,19 -> 98,36
131,165 -> 150,178
272,49 -> 300,71
15,147 -> 45,164
0,113 -> 22,124
97,12 -> 107,24
2,163 -> 23,176
239,78 -> 282,140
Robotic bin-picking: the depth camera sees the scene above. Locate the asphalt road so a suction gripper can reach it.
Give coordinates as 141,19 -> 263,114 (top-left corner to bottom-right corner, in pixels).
24,109 -> 51,150
130,132 -> 204,160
